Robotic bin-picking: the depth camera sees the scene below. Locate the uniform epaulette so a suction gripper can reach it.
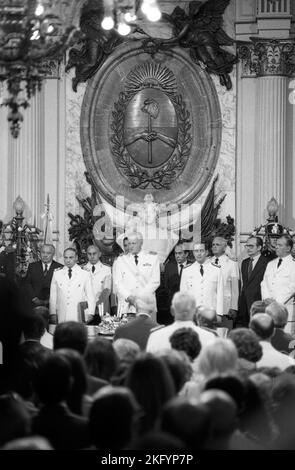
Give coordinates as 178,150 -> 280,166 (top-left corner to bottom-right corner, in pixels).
55,266 -> 63,271
211,262 -> 221,268
81,264 -> 88,269
101,262 -> 111,267
150,324 -> 165,333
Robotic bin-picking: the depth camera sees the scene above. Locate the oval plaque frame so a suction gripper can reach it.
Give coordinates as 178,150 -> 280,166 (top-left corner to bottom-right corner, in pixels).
80,41 -> 222,208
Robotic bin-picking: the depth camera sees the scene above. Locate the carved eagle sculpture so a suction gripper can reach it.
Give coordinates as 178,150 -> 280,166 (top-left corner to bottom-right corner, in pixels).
165,0 -> 237,90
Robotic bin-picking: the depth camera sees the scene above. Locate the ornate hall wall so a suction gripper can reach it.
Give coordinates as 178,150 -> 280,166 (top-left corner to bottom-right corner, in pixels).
0,0 -> 294,260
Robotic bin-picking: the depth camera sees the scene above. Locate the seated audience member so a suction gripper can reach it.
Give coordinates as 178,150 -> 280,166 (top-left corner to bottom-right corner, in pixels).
228,328 -> 263,373
89,386 -> 140,450
113,294 -> 159,350
157,349 -> 192,395
196,338 -> 238,380
250,314 -> 295,370
271,373 -> 295,449
20,313 -> 47,352
125,353 -> 176,435
32,354 -> 90,450
53,321 -> 108,395
53,321 -> 88,355
249,299 -> 273,319
112,339 -> 140,386
33,306 -> 53,349
160,397 -> 211,450
2,436 -> 53,450
169,327 -> 202,362
195,306 -> 219,336
265,301 -> 295,355
240,374 -> 277,448
84,337 -> 119,382
204,374 -> 246,416
199,390 -> 238,449
0,393 -> 31,447
146,292 -> 215,353
55,348 -> 92,417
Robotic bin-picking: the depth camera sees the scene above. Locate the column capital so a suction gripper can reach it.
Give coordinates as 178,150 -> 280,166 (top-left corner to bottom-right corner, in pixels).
237,38 -> 295,77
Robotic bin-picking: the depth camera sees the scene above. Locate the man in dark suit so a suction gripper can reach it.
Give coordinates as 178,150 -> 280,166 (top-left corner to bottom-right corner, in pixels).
113,295 -> 159,350
25,244 -> 63,308
161,241 -> 190,325
237,236 -> 269,327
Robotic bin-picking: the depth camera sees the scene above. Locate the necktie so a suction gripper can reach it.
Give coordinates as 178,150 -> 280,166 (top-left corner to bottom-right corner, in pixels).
44,263 -> 48,276
134,255 -> 138,265
277,258 -> 282,268
92,265 -> 95,273
215,258 -> 219,265
179,264 -> 184,279
248,257 -> 253,279
68,268 -> 72,279
200,264 -> 204,277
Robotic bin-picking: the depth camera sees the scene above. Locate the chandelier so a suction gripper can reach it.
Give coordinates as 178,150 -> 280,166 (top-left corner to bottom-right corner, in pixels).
101,0 -> 161,36
0,0 -> 81,138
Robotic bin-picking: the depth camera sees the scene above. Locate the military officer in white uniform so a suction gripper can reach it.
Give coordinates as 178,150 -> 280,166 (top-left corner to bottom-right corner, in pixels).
211,237 -> 239,324
83,245 -> 111,317
180,242 -> 224,318
49,247 -> 95,324
261,235 -> 295,334
113,232 -> 160,320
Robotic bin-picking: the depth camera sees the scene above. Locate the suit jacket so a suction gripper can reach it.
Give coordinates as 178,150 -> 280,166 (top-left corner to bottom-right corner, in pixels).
113,314 -> 159,350
25,260 -> 63,301
164,261 -> 183,306
237,255 -> 269,325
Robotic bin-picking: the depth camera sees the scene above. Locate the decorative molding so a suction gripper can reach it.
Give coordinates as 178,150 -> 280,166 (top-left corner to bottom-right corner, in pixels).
238,38 -> 295,77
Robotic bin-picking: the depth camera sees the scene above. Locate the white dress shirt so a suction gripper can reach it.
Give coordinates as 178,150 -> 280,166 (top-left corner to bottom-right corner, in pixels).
49,264 -> 95,322
180,261 -> 224,316
211,254 -> 239,312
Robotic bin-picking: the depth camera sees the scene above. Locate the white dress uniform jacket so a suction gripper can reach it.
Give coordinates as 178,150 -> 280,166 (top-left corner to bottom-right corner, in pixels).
180,261 -> 224,316
261,255 -> 295,304
49,264 -> 95,323
113,251 -> 160,314
211,254 -> 239,313
83,261 -> 111,302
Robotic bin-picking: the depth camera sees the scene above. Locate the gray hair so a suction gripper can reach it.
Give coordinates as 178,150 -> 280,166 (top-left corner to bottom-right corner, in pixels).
171,292 -> 196,321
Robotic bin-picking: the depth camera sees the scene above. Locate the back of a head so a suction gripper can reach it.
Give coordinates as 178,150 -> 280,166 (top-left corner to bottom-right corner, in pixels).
33,353 -> 72,406
197,339 -> 238,378
53,321 -> 88,354
23,314 -> 46,340
204,374 -> 246,414
229,328 -> 263,363
171,292 -> 196,322
126,353 -> 176,432
169,327 -> 201,361
266,302 -> 288,328
85,337 -> 119,381
199,389 -> 237,436
136,294 -> 156,316
55,348 -> 87,414
196,306 -> 217,329
113,338 -> 140,366
250,300 -> 272,318
161,397 -> 211,449
0,393 -> 31,447
158,349 -> 192,393
250,314 -> 274,341
33,306 -> 50,328
90,386 -> 138,449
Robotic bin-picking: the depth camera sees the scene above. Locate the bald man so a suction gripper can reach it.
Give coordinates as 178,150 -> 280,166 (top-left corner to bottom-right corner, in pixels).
113,232 -> 160,315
